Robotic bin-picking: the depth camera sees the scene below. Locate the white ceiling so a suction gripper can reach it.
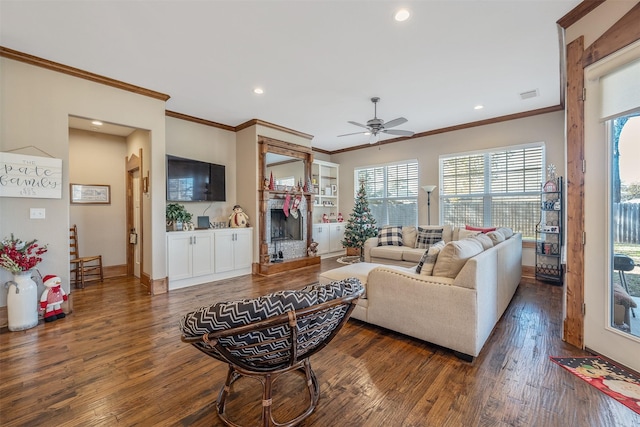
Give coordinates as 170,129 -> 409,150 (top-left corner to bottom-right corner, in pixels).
0,0 -> 580,152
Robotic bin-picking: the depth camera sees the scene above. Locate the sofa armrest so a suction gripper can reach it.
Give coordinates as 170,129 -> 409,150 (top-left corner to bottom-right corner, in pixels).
363,237 -> 379,262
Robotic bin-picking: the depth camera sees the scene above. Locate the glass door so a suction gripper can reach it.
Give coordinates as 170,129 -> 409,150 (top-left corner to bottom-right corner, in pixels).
610,115 -> 640,338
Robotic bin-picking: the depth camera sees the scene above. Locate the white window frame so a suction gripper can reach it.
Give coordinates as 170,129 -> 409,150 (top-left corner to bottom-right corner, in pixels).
354,159 -> 419,227
439,142 -> 545,239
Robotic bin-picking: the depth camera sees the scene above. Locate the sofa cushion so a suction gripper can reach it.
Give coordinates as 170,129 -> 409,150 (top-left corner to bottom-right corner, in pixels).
433,238 -> 484,279
402,247 -> 427,263
378,226 -> 403,246
486,230 -> 505,245
416,227 -> 444,249
370,245 -> 405,261
416,240 -> 446,275
402,226 -> 417,248
472,233 -> 494,250
465,225 -> 497,233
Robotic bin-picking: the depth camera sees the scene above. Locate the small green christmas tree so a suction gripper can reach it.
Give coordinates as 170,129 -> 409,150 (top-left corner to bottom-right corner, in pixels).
341,180 -> 378,258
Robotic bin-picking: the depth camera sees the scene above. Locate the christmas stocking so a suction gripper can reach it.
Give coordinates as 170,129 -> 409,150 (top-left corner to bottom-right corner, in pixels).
290,195 -> 301,219
283,193 -> 291,217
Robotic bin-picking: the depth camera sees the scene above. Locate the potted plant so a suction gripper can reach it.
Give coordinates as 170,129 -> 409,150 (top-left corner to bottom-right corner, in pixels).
166,203 -> 192,231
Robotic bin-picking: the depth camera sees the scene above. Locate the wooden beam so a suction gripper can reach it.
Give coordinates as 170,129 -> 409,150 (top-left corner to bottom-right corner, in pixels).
557,1 -> 606,29
564,36 -> 586,349
582,3 -> 640,67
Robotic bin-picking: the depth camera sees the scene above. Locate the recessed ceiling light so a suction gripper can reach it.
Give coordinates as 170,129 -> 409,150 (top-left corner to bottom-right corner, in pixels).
253,88 -> 264,94
91,120 -> 103,126
474,105 -> 484,110
395,9 -> 410,22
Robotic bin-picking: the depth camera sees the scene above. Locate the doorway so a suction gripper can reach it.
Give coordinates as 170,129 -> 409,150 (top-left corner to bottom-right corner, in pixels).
68,116 -> 149,291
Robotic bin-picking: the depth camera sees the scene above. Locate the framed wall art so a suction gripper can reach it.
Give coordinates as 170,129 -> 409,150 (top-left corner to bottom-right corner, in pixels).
70,184 -> 111,204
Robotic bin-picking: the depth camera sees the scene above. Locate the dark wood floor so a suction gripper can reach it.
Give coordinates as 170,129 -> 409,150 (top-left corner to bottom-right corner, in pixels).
1,257 -> 639,426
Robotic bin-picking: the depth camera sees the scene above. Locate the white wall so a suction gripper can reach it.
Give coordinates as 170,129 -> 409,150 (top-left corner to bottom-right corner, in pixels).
165,116 -> 237,226
0,57 -> 167,307
69,129 -> 127,267
331,110 -> 566,267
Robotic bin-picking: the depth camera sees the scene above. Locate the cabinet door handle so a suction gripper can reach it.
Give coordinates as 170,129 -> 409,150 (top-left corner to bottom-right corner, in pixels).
193,236 -> 196,245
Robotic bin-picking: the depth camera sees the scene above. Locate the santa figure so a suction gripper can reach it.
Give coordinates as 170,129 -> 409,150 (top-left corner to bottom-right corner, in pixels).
40,275 -> 68,322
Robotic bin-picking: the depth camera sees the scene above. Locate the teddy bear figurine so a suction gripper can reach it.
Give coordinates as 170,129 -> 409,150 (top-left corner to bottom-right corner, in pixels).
39,275 -> 68,322
307,240 -> 319,256
228,205 -> 250,228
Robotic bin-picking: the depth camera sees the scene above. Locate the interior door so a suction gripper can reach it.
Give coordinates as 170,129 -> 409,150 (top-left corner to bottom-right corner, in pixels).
133,173 -> 141,278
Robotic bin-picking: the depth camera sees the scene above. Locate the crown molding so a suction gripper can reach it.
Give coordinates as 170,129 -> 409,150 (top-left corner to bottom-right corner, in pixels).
236,119 -> 314,140
165,110 -> 235,131
0,46 -> 170,101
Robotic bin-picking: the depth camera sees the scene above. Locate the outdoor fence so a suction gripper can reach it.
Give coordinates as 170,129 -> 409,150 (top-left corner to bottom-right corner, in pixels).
614,203 -> 640,244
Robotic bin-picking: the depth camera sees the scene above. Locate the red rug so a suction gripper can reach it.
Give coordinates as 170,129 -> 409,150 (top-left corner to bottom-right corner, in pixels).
550,356 -> 640,415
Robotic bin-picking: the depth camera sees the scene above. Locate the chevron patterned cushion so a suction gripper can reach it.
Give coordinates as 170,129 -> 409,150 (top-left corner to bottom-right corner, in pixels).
180,278 -> 363,366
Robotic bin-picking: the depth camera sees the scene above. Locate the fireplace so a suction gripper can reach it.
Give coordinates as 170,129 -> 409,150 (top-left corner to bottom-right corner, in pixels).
265,197 -> 309,261
270,209 -> 303,241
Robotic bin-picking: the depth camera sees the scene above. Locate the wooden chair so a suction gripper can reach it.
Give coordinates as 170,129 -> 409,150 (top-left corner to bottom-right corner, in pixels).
69,224 -> 104,289
180,278 -> 363,427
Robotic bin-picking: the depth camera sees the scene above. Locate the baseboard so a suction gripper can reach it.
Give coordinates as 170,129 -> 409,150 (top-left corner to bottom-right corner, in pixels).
521,265 -> 536,284
104,264 -> 127,278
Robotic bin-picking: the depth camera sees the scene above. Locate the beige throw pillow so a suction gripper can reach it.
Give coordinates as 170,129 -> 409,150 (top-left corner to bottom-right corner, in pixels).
402,226 -> 417,249
458,229 -> 481,240
432,238 -> 484,279
497,227 -> 514,239
473,233 -> 494,250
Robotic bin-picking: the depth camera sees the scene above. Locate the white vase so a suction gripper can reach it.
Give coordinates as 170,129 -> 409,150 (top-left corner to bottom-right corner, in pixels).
6,270 -> 39,331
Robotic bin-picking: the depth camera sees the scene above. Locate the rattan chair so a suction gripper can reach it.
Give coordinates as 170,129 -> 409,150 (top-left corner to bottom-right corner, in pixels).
180,278 -> 363,427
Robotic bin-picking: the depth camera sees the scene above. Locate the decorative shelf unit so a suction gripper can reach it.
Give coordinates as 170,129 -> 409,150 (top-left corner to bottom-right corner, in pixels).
535,176 -> 563,285
312,160 -> 339,224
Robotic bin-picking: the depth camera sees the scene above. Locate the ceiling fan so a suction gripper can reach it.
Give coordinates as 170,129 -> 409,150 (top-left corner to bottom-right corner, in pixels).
338,97 -> 415,143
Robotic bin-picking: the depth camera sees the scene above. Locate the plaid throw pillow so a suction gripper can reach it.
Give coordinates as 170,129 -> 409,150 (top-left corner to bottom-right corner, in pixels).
415,240 -> 445,275
415,227 -> 444,249
378,226 -> 403,246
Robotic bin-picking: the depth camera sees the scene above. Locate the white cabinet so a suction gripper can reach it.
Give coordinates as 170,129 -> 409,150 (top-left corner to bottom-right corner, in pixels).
166,231 -> 214,281
214,228 -> 253,273
312,222 -> 345,255
166,228 -> 253,290
313,223 -> 331,254
329,223 -> 345,253
312,160 -> 339,224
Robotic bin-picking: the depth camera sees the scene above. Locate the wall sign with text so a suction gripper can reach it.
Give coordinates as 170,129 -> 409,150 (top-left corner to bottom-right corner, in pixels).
0,152 -> 63,199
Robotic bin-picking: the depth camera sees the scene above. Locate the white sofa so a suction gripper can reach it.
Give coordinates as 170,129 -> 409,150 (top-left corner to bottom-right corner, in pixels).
320,226 -> 522,361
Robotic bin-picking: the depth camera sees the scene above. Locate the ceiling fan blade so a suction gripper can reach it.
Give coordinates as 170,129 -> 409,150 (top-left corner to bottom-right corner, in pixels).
348,121 -> 369,129
383,117 -> 408,129
338,131 -> 368,137
382,129 -> 415,136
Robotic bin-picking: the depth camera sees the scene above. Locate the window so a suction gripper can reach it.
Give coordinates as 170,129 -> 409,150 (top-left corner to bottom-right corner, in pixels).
440,143 -> 544,239
355,160 -> 419,226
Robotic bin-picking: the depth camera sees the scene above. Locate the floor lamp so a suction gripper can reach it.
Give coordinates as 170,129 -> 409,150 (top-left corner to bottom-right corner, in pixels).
422,185 -> 437,225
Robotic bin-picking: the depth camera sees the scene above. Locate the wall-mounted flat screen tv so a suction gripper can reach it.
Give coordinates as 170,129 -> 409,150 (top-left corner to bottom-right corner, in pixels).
166,155 -> 226,202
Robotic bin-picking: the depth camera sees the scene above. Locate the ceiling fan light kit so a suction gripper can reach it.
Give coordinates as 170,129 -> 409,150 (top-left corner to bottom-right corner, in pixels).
339,97 -> 415,143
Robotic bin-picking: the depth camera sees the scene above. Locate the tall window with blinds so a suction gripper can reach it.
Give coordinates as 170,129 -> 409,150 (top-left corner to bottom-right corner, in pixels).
440,144 -> 544,239
355,161 -> 419,227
